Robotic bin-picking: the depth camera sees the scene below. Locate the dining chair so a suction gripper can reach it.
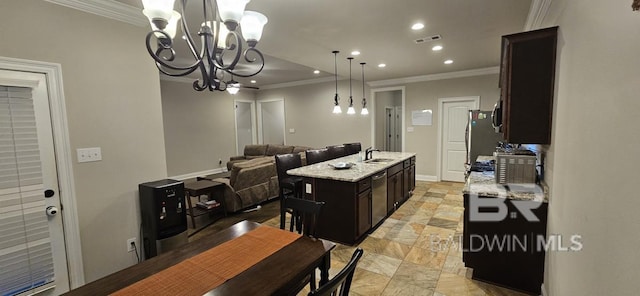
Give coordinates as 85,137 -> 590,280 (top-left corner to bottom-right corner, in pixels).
281,196 -> 325,293
326,144 -> 347,159
305,148 -> 331,165
343,142 -> 362,155
283,197 -> 325,237
275,153 -> 303,230
308,248 -> 364,296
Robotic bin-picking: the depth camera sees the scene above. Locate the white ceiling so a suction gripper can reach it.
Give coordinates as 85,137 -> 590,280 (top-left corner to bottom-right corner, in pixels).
116,0 -> 532,88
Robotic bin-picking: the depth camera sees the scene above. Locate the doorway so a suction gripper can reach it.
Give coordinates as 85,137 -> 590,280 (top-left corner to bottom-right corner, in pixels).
438,97 -> 479,182
234,100 -> 256,155
0,61 -> 81,295
257,99 -> 285,145
384,107 -> 402,152
372,87 -> 405,151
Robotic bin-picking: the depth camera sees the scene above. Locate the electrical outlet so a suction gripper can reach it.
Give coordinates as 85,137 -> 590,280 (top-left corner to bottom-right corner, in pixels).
127,237 -> 136,252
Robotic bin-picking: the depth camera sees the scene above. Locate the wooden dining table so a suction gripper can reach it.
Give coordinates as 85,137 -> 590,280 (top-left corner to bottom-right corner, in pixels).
63,220 -> 335,296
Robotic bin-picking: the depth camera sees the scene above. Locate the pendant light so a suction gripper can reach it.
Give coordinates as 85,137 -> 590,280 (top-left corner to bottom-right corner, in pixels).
346,57 -> 355,115
360,62 -> 369,115
332,51 -> 342,114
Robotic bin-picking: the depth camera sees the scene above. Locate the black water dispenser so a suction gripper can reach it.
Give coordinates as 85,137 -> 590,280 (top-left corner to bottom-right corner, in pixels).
139,179 -> 188,259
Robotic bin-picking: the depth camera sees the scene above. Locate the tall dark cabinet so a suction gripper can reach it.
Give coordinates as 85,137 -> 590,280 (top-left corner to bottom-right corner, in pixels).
498,26 -> 558,144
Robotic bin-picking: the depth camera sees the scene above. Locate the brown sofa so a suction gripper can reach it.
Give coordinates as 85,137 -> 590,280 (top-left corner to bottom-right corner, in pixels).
212,157 -> 280,213
227,144 -> 312,170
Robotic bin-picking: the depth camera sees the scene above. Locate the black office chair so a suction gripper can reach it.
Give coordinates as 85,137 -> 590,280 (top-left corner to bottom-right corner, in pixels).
343,142 -> 362,155
275,153 -> 303,230
326,145 -> 347,159
305,148 -> 331,165
283,197 -> 324,237
308,248 -> 364,296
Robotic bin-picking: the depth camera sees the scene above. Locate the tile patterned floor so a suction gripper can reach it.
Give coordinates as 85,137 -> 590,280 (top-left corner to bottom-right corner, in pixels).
262,181 -> 529,296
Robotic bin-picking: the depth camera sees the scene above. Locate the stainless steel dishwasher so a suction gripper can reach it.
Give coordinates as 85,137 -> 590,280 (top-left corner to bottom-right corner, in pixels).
371,171 -> 387,227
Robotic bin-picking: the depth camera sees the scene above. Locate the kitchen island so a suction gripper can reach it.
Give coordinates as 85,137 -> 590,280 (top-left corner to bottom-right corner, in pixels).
463,157 -> 548,295
288,151 -> 415,245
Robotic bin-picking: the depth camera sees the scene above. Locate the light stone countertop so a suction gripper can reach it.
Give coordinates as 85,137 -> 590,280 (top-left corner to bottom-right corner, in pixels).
463,171 -> 548,202
288,151 -> 416,182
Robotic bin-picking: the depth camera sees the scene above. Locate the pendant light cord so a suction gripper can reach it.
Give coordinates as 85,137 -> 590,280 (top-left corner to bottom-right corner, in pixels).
333,51 -> 339,98
348,57 -> 353,105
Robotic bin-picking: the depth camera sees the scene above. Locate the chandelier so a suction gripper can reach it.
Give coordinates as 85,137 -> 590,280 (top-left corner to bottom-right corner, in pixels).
141,0 -> 268,92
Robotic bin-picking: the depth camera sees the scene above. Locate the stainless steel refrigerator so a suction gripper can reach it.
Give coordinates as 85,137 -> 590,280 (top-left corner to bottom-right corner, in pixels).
465,110 -> 503,165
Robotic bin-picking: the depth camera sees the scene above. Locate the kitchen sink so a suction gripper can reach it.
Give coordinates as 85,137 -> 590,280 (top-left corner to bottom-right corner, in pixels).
364,158 -> 394,163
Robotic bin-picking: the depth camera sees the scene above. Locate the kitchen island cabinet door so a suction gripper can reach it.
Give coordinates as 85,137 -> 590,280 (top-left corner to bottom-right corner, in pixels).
357,189 -> 372,237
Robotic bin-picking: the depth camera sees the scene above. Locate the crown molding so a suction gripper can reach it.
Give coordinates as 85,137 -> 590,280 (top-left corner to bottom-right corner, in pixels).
259,76 -> 337,90
524,0 -> 553,31
367,67 -> 499,87
44,0 -> 146,27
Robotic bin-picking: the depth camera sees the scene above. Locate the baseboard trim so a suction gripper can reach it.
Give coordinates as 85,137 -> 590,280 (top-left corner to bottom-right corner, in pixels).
416,175 -> 437,182
169,168 -> 227,181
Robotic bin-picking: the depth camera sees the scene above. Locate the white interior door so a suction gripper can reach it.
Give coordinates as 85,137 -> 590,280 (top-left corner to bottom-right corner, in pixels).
0,70 -> 69,295
384,107 -> 394,151
234,100 -> 256,155
394,106 -> 402,152
257,99 -> 285,145
441,99 -> 478,182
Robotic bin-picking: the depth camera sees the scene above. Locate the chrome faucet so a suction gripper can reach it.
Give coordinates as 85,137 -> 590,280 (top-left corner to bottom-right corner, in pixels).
364,147 -> 379,161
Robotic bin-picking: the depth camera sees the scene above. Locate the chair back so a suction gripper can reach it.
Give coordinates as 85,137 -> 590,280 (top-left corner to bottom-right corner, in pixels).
305,148 -> 331,165
275,153 -> 302,182
283,197 -> 324,237
326,145 -> 347,159
343,142 -> 362,155
308,248 -> 364,296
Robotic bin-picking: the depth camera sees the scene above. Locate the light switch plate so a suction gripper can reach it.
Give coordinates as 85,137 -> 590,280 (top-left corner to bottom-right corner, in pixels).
77,147 -> 102,163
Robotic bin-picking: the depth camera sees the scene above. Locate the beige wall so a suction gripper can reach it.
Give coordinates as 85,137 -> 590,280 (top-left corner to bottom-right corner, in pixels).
160,80 -> 254,176
542,0 -> 640,294
257,80 -> 371,148
402,74 -> 500,177
0,0 -> 167,282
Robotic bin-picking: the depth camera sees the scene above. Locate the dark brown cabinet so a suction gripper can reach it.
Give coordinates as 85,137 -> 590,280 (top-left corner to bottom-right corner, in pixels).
387,163 -> 404,214
463,194 -> 548,294
402,156 -> 416,199
498,26 -> 558,144
357,189 -> 372,237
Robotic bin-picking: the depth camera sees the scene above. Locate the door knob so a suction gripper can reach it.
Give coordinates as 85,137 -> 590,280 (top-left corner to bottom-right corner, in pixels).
46,206 -> 58,217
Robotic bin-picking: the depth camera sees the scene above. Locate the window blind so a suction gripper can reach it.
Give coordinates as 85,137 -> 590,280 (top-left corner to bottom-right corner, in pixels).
0,86 -> 54,296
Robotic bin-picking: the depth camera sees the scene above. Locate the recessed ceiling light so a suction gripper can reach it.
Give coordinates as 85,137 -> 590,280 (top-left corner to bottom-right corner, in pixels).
313,70 -> 320,74
432,45 -> 443,51
444,59 -> 453,64
411,23 -> 424,30
351,50 -> 361,56
378,63 -> 386,68
250,80 -> 256,84
182,35 -> 187,40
